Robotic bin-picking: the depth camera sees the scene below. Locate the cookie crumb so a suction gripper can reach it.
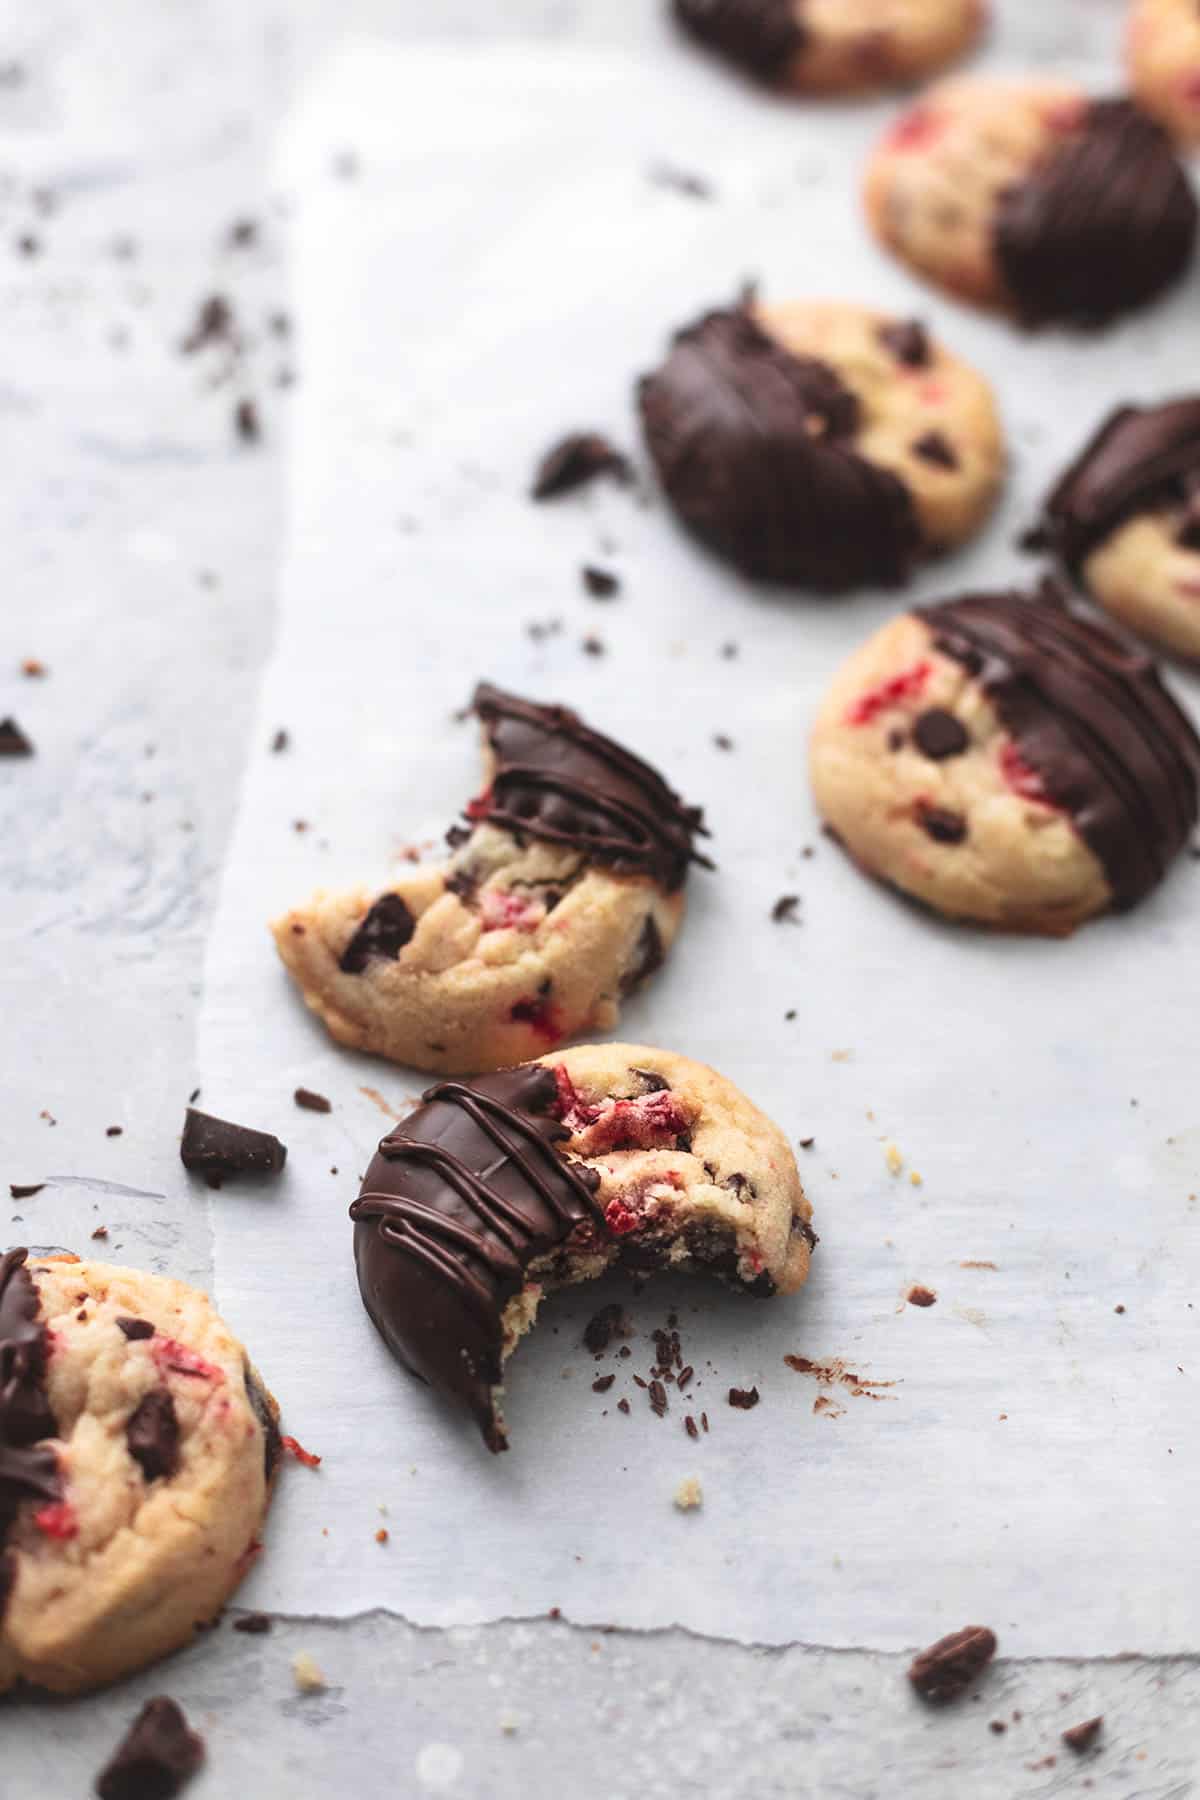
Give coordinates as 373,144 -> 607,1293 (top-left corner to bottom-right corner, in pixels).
292,1652 -> 327,1694
673,1476 -> 703,1511
885,1142 -> 904,1176
1062,1716 -> 1102,1754
910,1169 -> 923,1187
498,1710 -> 521,1736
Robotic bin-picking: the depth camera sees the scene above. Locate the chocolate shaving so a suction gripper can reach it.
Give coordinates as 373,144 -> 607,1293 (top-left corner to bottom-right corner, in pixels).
95,1697 -> 205,1800
180,1109 -> 287,1180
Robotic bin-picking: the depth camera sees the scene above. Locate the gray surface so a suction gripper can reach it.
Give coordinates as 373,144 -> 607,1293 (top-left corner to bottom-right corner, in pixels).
1,1 -> 1197,1793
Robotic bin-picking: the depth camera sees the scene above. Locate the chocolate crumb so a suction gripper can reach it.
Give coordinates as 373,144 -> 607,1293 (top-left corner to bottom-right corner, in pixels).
0,718 -> 34,757
771,894 -> 801,925
117,1317 -> 155,1341
799,1136 -> 814,1149
179,1108 -> 287,1180
581,635 -> 605,657
234,397 -> 260,443
106,1126 -> 123,1138
907,1286 -> 937,1308
181,293 -> 234,354
294,1088 -> 332,1114
785,1010 -> 797,1022
713,733 -> 734,751
685,1415 -> 699,1439
1114,1304 -> 1126,1315
582,565 -> 620,598
271,729 -> 289,753
95,1696 -> 204,1800
531,432 -> 630,501
232,1612 -> 272,1635
989,1720 -> 1007,1735
592,1375 -> 615,1394
617,1398 -> 631,1414
583,1304 -> 627,1354
1062,1717 -> 1103,1754
720,642 -> 738,660
9,1183 -> 43,1199
91,1226 -> 109,1240
728,1386 -> 760,1409
908,1626 -> 997,1703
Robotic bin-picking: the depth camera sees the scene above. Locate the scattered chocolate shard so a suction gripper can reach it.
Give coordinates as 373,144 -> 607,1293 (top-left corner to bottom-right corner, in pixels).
294,1087 -> 332,1114
771,894 -> 801,924
728,1386 -> 760,1409
0,717 -> 34,756
531,432 -> 630,501
908,1626 -> 997,1703
232,1611 -> 273,1634
582,565 -> 620,598
95,1696 -> 204,1800
338,893 -> 415,974
179,1108 -> 287,1180
581,634 -> 605,657
1062,1716 -> 1102,1754
9,1183 -> 43,1199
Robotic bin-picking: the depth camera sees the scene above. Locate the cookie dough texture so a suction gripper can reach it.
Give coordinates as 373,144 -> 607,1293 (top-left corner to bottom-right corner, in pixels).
810,593 -> 1200,933
637,298 -> 1003,591
1128,0 -> 1200,144
673,0 -> 985,95
864,79 -> 1198,326
0,1254 -> 279,1694
352,1044 -> 814,1450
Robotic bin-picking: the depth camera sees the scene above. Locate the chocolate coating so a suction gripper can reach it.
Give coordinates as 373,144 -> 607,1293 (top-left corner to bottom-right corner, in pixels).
1039,397 -> 1200,569
994,100 -> 1197,328
916,589 -> 1200,908
351,1067 -> 603,1451
638,305 -> 920,591
0,1249 -> 61,1554
672,0 -> 806,83
471,682 -> 708,890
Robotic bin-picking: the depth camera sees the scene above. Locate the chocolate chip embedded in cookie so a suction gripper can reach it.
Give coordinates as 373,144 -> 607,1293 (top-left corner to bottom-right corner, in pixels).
1035,396 -> 1200,662
272,686 -> 710,1075
809,588 -> 1200,932
637,298 -> 1004,591
864,79 -> 1197,327
673,0 -> 985,96
0,1249 -> 280,1694
350,1044 -> 813,1450
1127,0 -> 1200,145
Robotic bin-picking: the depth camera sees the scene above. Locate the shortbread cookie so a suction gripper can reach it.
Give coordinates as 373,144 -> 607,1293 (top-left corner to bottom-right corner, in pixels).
864,81 -> 1198,327
1036,397 -> 1200,662
1128,0 -> 1200,144
810,588 -> 1200,932
637,299 -> 1004,590
351,1044 -> 814,1450
673,0 -> 985,95
0,1248 -> 280,1694
273,685 -> 709,1075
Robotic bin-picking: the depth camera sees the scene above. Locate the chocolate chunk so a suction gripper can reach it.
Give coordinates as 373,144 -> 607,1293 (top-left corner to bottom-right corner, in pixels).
271,729 -> 289,753
1038,396 -> 1200,571
0,718 -> 33,757
117,1317 -> 155,1341
9,1183 -> 43,1199
179,1109 -> 286,1179
95,1697 -> 205,1800
630,1067 -> 669,1093
912,709 -> 968,760
0,1250 -> 61,1544
1062,1716 -> 1103,1753
582,565 -> 620,598
294,1088 -> 332,1113
912,430 -> 958,470
338,893 -> 416,974
621,914 -> 665,995
728,1386 -> 760,1409
908,1626 -> 997,1703
232,1611 -> 273,1634
583,1303 -> 627,1354
531,432 -> 630,500
126,1390 -> 180,1483
877,319 -> 930,368
672,0 -> 807,84
771,894 -> 800,924
919,804 -> 968,845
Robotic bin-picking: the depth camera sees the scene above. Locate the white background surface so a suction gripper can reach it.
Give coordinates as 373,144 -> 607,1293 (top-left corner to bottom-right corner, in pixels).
4,2 -> 1200,1793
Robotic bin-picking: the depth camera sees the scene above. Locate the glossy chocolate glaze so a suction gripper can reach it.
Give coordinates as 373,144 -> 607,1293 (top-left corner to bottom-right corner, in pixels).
1039,397 -> 1200,567
0,1250 -> 61,1581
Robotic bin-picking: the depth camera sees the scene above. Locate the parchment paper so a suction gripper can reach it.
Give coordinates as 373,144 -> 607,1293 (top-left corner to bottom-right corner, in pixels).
199,38 -> 1200,1653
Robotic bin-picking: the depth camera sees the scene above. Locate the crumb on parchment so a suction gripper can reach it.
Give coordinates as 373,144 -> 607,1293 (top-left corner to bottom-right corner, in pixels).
673,1476 -> 703,1511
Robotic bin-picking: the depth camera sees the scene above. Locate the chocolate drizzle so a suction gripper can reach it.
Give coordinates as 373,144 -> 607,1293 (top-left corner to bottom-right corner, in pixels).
351,1066 -> 604,1451
638,304 -> 920,590
994,100 -> 1197,328
672,0 -> 807,83
471,683 -> 708,890
1039,397 -> 1200,569
0,1248 -> 61,1561
916,590 -> 1200,908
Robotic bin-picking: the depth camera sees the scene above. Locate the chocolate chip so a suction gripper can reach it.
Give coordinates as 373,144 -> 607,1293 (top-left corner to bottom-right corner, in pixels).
617,1398 -> 631,1414
771,894 -> 801,924
630,1067 -> 669,1093
582,565 -> 620,598
913,709 -> 968,760
877,319 -> 930,367
592,1374 -> 615,1393
918,804 -> 968,845
531,432 -> 630,500
1062,1717 -> 1102,1754
180,1109 -> 287,1179
728,1386 -> 760,1409
0,718 -> 34,757
95,1697 -> 205,1800
232,1612 -> 273,1634
583,1303 -> 627,1354
798,1137 -> 814,1150
117,1317 -> 155,1341
912,430 -> 959,469
620,913 -> 664,995
338,893 -> 416,973
127,1390 -> 180,1483
9,1183 -> 43,1199
294,1088 -> 332,1113
908,1626 -> 997,1703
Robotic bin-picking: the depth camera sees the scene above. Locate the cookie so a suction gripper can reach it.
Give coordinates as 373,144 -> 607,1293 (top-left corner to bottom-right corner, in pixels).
637,299 -> 1004,591
272,684 -> 709,1076
864,81 -> 1198,327
673,0 -> 985,96
809,588 -> 1200,932
0,1248 -> 280,1694
350,1044 -> 814,1450
1128,0 -> 1200,144
1035,397 -> 1200,662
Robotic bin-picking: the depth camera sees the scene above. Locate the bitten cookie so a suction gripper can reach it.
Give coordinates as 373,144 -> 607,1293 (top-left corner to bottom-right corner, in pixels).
350,1044 -> 814,1450
1035,397 -> 1200,662
637,298 -> 1004,590
0,1249 -> 280,1694
273,685 -> 709,1075
864,79 -> 1198,327
1128,0 -> 1200,144
810,588 -> 1200,932
673,0 -> 985,95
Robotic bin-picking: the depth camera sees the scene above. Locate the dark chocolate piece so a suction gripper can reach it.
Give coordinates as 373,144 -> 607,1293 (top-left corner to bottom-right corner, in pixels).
672,0 -> 807,84
1062,1716 -> 1103,1753
620,914 -> 665,995
179,1109 -> 287,1179
350,1066 -> 604,1451
531,433 -> 630,500
294,1087 -> 332,1113
909,1626 -> 997,1702
0,717 -> 34,757
728,1386 -> 760,1408
918,804 -> 968,845
95,1696 -> 205,1800
471,683 -> 708,889
126,1390 -> 180,1483
1038,396 -> 1200,570
877,319 -> 930,368
994,100 -> 1197,329
0,1249 -> 61,1545
117,1316 -> 155,1341
916,589 -> 1200,908
912,430 -> 958,470
913,708 -> 968,760
9,1184 -> 43,1200
638,304 -> 920,590
338,893 -> 415,974
582,565 -> 620,598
